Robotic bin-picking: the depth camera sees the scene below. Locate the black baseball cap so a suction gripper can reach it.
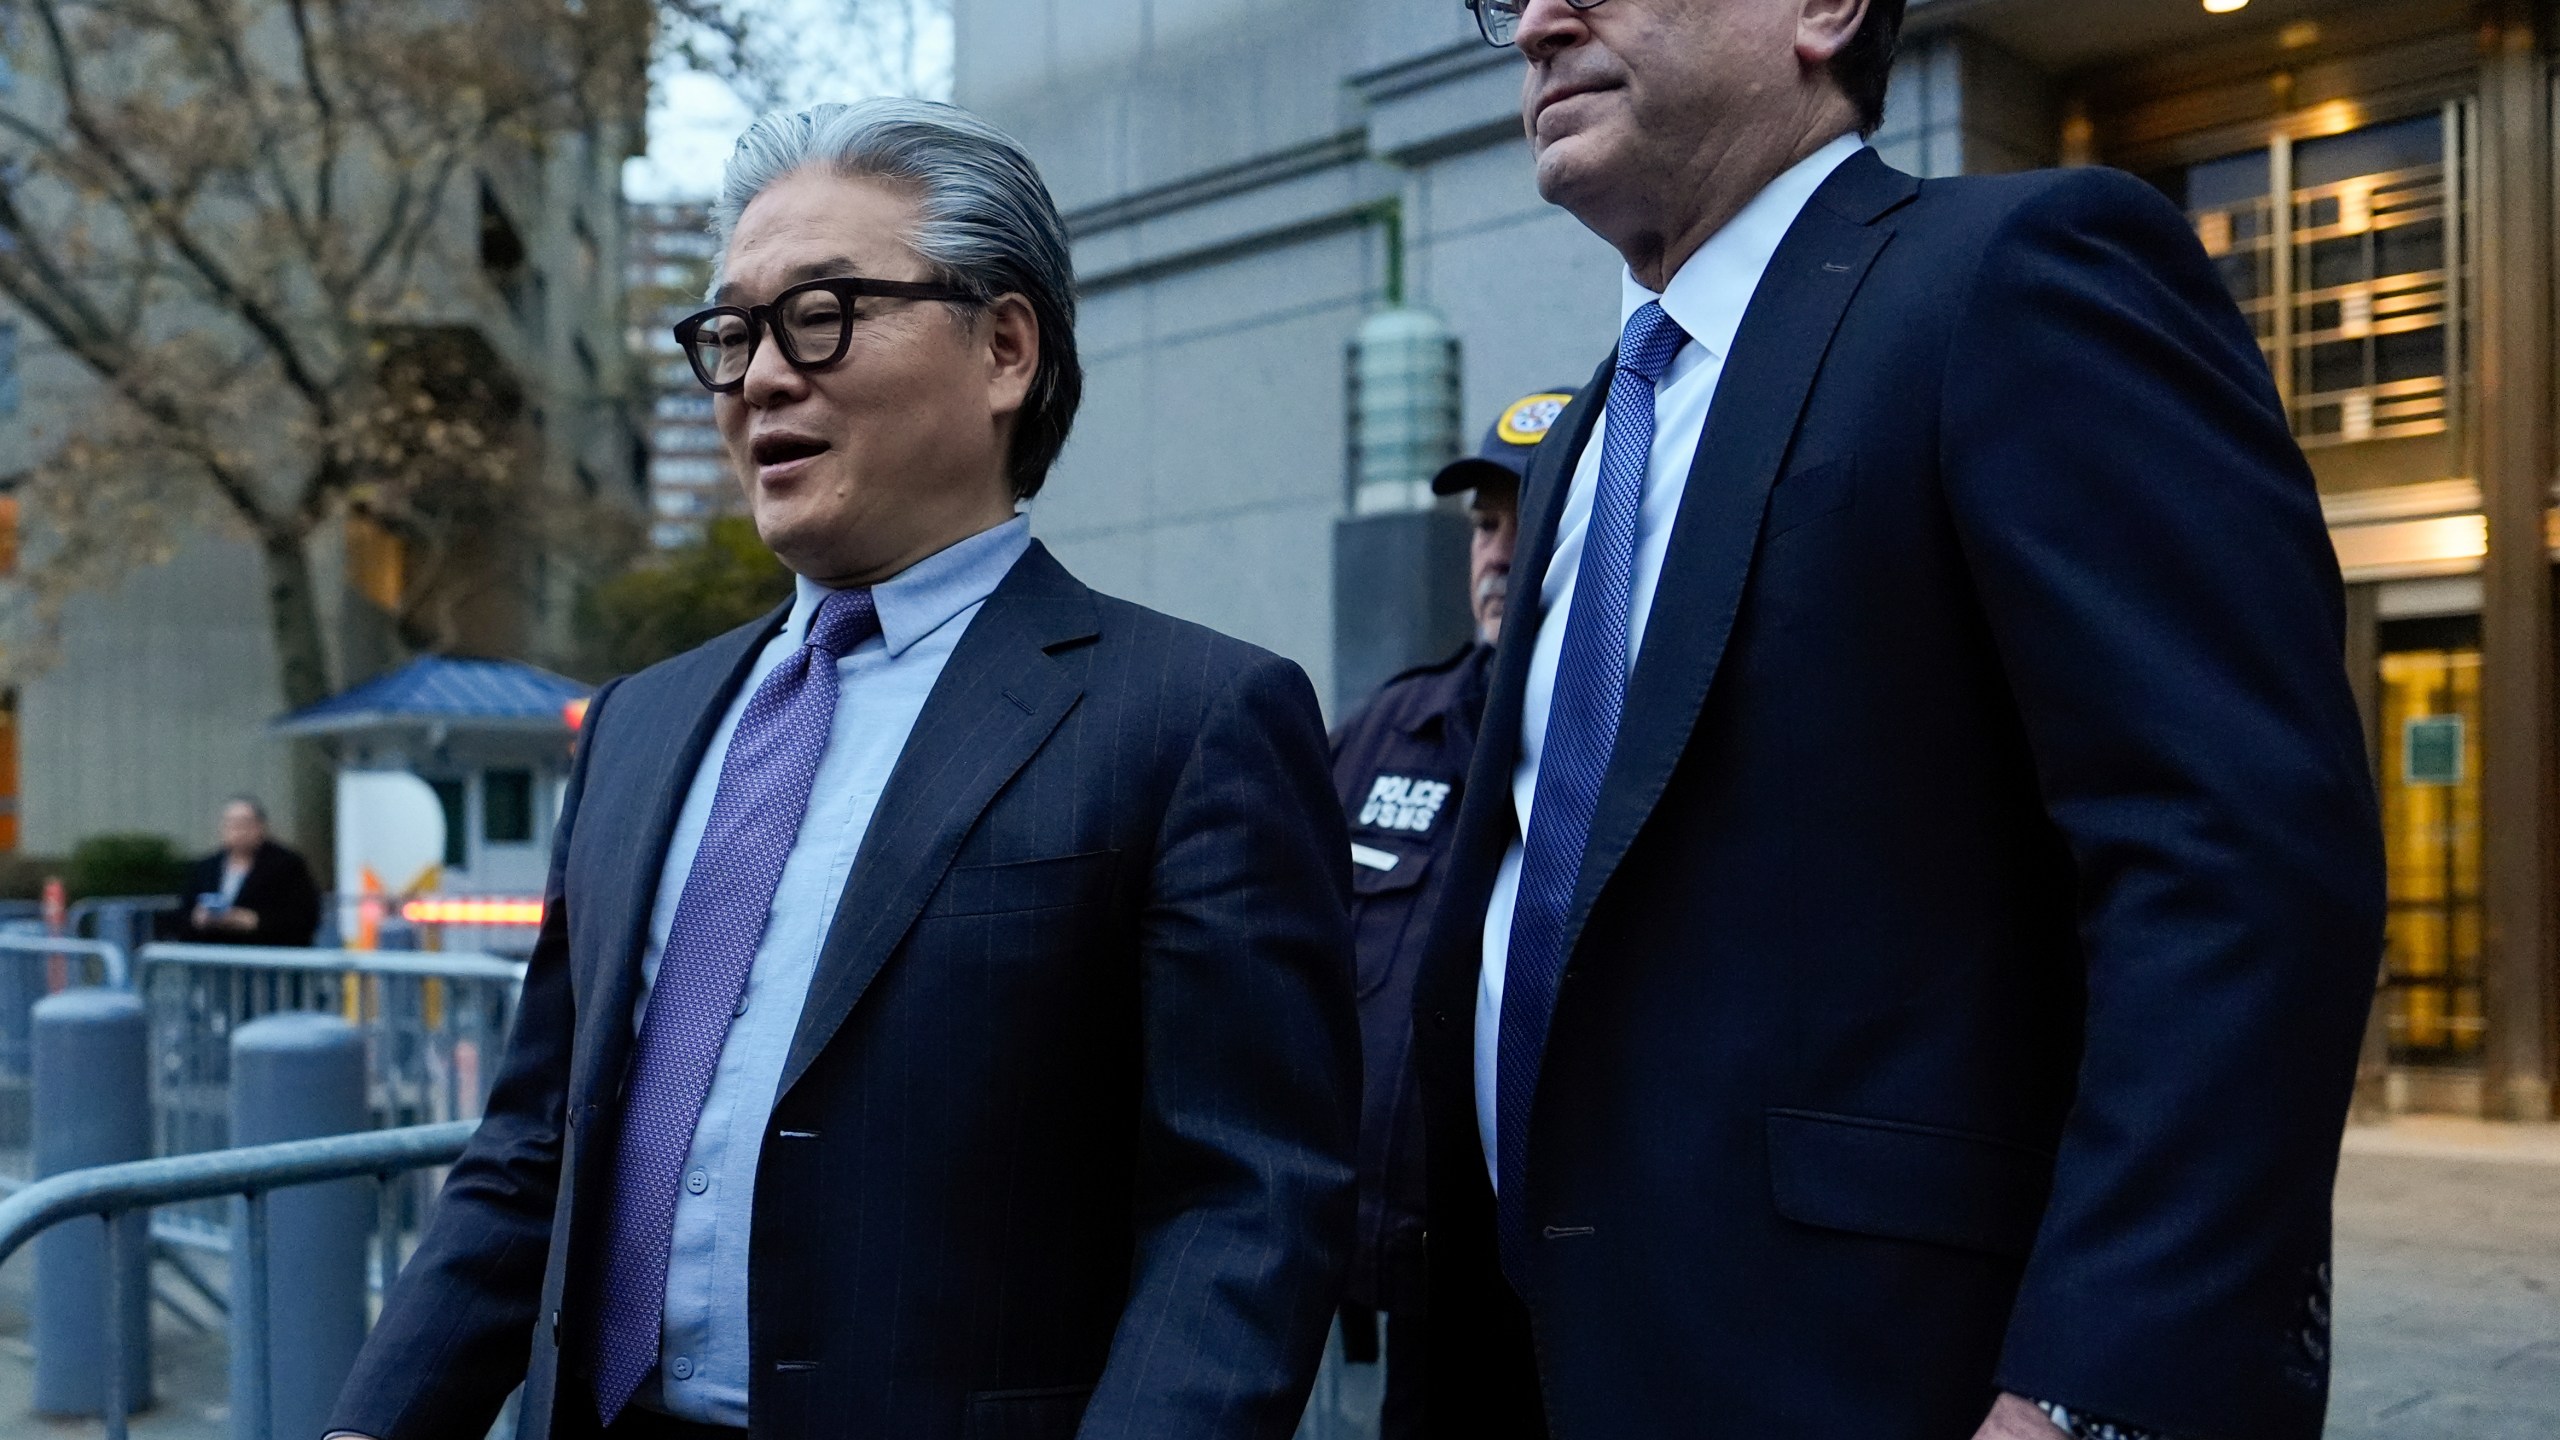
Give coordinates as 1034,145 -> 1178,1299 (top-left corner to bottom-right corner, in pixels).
1431,386 -> 1580,496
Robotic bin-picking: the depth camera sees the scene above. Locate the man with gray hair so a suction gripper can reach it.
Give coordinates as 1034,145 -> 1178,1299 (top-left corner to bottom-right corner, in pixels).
331,99 -> 1357,1440
1412,2 -> 2380,1439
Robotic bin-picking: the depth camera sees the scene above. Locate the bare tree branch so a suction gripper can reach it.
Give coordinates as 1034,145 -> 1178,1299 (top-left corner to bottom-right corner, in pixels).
26,0 -> 347,420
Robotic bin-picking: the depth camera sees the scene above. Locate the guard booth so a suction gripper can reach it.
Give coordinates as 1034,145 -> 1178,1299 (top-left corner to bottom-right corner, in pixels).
273,656 -> 590,952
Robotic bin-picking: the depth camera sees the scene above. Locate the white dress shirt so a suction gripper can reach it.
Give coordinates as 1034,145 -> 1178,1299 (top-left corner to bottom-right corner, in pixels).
634,515 -> 1032,1422
1474,134 -> 1866,1187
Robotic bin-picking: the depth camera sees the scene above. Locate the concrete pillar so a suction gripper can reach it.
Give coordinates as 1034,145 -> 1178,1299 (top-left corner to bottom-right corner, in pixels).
2473,5 -> 2559,1121
31,988 -> 152,1416
1333,510 -> 1474,712
2343,584 -> 2394,1121
229,1013 -> 369,1440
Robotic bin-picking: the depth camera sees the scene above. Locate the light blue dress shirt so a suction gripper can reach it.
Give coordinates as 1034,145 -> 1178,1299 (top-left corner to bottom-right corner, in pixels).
631,515 -> 1032,1423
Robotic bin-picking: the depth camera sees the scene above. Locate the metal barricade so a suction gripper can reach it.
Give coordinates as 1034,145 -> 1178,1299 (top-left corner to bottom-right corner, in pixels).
0,936 -> 131,1188
67,897 -> 180,959
0,1121 -> 475,1440
133,944 -> 523,1257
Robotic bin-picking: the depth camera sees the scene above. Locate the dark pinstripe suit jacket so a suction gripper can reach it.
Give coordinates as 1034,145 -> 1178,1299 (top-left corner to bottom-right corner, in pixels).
332,541 -> 1360,1440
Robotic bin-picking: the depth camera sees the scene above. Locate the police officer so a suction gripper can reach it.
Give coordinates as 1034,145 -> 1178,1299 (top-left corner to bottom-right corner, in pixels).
1323,387 -> 1569,1438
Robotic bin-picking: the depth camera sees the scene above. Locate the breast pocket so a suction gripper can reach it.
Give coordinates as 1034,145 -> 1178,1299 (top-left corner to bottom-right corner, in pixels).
1350,843 -> 1432,998
926,850 -> 1120,919
1763,455 -> 1856,538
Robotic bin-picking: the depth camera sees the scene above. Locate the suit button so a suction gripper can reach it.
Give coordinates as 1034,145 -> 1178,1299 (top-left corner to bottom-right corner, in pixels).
1431,1010 -> 1450,1029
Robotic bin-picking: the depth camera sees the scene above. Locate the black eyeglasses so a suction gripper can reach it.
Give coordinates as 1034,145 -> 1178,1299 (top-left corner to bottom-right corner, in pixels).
1466,0 -> 1607,48
673,275 -> 979,393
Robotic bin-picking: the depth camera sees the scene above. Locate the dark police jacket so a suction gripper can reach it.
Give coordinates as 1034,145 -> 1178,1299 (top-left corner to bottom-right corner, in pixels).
332,543 -> 1358,1440
1328,642 -> 1493,1316
1412,150 -> 2384,1440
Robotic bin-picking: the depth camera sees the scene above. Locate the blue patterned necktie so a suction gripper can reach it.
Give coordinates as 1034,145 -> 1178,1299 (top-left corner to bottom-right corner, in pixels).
590,586 -> 880,1424
1494,300 -> 1689,1287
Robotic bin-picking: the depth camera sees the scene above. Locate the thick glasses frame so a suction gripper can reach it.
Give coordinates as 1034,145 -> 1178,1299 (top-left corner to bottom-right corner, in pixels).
1466,0 -> 1607,48
673,275 -> 979,393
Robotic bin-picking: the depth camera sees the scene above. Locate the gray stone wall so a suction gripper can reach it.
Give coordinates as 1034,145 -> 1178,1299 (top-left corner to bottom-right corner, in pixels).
17,536 -> 299,857
959,5 -> 2057,714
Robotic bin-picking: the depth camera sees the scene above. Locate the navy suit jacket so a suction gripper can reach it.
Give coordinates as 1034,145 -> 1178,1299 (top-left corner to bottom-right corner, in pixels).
333,542 -> 1359,1440
1412,150 -> 2385,1440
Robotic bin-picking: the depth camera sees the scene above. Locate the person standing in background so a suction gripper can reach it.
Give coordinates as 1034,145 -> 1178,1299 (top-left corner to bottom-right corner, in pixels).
179,796 -> 321,947
1311,387 -> 1559,1440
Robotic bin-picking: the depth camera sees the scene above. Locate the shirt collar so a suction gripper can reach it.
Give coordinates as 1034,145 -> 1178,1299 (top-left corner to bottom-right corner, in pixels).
1619,131 -> 1867,363
788,514 -> 1032,659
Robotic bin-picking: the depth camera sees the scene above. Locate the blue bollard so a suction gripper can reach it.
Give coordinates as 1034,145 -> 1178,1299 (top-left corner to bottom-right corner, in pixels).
31,988 -> 153,1417
229,1013 -> 369,1440
0,951 -> 47,1147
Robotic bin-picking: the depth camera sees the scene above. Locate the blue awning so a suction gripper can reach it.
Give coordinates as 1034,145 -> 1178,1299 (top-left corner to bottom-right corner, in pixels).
273,656 -> 593,738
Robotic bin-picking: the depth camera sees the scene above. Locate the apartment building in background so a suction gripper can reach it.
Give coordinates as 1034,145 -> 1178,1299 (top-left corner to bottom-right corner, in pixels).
958,0 -> 2560,1120
630,203 -> 734,549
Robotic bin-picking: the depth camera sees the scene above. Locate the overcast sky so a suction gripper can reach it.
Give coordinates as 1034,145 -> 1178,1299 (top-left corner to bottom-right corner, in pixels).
625,0 -> 956,203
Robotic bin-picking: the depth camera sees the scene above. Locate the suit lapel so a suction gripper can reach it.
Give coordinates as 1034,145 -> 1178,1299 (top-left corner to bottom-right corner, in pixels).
569,604 -> 785,1111
1557,150 -> 1917,962
776,542 -> 1097,1097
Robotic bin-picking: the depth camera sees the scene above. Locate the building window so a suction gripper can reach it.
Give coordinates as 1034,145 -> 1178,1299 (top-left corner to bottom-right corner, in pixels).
483,769 -> 535,845
0,321 -> 21,417
654,423 -> 722,455
430,777 -> 469,870
346,515 -> 405,613
650,456 -> 727,487
480,180 -> 532,317
2150,106 -> 2468,458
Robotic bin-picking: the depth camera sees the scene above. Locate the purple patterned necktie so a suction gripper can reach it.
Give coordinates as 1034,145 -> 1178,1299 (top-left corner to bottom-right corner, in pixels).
590,586 -> 880,1424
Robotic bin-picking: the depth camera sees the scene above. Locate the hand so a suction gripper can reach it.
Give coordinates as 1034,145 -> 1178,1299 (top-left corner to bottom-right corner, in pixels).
192,905 -> 216,931
1973,1394 -> 2068,1440
221,906 -> 259,932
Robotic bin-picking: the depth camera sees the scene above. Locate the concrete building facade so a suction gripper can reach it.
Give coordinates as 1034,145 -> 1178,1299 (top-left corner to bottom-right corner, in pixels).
960,0 -> 2560,1119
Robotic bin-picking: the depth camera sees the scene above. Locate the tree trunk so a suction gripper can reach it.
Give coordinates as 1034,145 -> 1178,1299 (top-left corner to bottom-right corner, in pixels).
259,524 -> 333,711
257,524 -> 338,872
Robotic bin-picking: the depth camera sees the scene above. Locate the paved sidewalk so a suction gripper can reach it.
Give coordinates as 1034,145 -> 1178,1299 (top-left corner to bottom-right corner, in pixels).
0,1123 -> 2548,1439
0,1242 -> 229,1438
2327,1120 -> 2560,1439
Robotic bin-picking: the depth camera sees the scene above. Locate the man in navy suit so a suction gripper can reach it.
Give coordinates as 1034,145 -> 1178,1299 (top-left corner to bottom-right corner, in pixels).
331,99 -> 1356,1440
1416,3 -> 2385,1439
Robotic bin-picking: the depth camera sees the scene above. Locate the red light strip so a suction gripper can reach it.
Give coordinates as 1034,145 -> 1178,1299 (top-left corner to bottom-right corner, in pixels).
401,898 -> 546,926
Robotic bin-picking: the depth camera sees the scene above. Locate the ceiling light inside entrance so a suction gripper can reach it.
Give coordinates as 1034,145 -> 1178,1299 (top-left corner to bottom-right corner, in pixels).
2204,0 -> 2249,13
